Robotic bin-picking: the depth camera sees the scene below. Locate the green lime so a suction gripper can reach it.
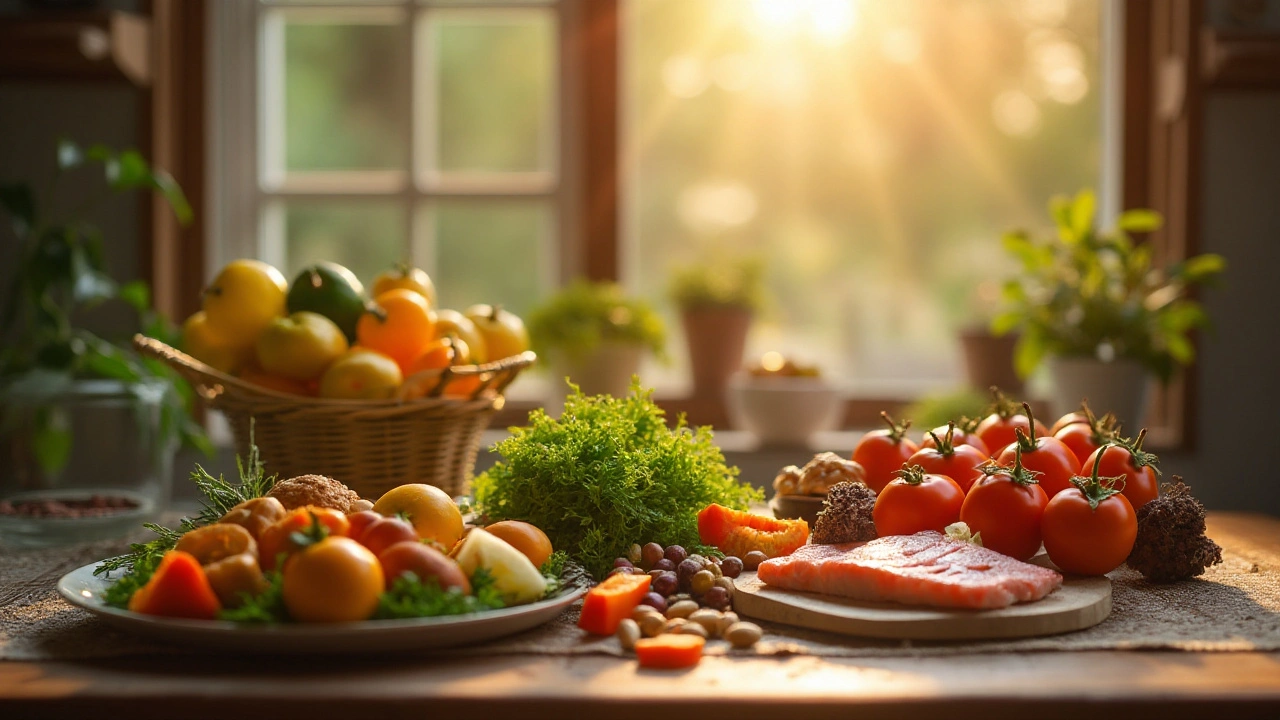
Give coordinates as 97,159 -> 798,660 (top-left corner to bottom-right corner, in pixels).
286,262 -> 367,343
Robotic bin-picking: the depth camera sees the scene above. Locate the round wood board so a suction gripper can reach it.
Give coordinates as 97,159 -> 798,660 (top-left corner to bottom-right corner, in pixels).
732,571 -> 1111,641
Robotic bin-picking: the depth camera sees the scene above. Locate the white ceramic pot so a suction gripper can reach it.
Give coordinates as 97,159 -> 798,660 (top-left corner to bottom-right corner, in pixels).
547,342 -> 646,412
1047,357 -> 1150,433
727,374 -> 841,447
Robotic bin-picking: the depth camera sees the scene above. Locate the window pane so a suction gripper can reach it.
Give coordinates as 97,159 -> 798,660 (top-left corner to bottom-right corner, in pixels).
420,9 -> 556,176
279,201 -> 406,285
417,200 -> 552,318
624,0 -> 1101,394
279,13 -> 406,172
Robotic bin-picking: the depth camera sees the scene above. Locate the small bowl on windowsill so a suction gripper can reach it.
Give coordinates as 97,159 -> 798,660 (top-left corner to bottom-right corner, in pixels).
727,365 -> 841,447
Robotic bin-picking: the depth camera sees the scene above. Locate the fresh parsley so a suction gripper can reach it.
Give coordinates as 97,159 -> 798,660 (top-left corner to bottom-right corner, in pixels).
374,568 -> 505,620
217,570 -> 288,623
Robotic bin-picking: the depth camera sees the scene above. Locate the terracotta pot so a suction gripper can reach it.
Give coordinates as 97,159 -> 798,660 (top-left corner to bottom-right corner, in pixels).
681,305 -> 752,399
960,329 -> 1023,395
1048,357 -> 1150,433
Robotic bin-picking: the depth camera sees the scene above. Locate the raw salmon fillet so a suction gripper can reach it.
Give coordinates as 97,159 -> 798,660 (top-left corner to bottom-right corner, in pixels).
757,531 -> 1062,610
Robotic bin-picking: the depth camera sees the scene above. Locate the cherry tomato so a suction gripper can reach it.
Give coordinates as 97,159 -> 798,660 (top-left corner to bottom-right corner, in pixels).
959,448 -> 1048,561
258,506 -> 350,571
353,515 -> 420,557
908,423 -> 988,493
976,388 -> 1049,452
1054,414 -> 1120,467
282,536 -> 384,623
873,465 -> 965,537
919,417 -> 990,457
994,403 -> 1081,499
345,510 -> 383,542
1082,430 -> 1160,511
1041,454 -> 1138,576
378,541 -> 471,592
852,412 -> 919,494
1050,411 -> 1087,435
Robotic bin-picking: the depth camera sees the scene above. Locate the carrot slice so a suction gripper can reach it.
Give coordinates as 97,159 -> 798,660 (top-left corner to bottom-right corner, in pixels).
635,634 -> 705,669
577,572 -> 652,635
127,550 -> 223,620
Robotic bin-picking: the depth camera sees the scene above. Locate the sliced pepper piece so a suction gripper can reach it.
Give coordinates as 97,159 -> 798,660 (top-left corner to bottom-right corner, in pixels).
577,573 -> 652,636
127,551 -> 223,620
635,634 -> 705,669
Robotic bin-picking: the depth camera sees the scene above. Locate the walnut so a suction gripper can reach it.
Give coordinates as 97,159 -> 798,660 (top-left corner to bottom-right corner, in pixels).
1127,478 -> 1223,583
266,474 -> 362,514
811,481 -> 878,544
772,465 -> 803,496
797,452 -> 866,495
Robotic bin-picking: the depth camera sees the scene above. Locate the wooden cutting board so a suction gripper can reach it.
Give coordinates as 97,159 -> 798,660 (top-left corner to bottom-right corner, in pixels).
732,571 -> 1111,641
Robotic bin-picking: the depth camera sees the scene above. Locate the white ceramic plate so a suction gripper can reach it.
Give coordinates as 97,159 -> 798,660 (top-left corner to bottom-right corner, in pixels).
58,561 -> 586,654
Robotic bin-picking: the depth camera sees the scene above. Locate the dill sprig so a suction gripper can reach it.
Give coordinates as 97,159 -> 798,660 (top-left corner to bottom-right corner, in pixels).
473,381 -> 762,579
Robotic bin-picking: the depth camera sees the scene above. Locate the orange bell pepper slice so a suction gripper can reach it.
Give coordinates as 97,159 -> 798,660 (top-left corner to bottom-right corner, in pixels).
635,634 -> 705,669
127,550 -> 223,620
577,572 -> 652,636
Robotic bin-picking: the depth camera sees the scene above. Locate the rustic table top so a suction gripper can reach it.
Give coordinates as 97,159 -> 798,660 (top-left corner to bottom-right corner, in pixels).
3,513 -> 1279,720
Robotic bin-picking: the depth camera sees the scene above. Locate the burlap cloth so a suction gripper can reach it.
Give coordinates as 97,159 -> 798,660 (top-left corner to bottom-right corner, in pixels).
2,515 -> 1278,661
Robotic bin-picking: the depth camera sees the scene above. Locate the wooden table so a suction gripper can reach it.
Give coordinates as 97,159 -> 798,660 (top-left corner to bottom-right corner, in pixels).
3,514 -> 1279,720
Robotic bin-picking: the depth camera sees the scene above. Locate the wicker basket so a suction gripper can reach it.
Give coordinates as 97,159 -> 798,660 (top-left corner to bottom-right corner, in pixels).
134,335 -> 535,499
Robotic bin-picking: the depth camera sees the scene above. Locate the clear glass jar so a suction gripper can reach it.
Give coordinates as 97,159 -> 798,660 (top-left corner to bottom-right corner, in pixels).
0,379 -> 176,548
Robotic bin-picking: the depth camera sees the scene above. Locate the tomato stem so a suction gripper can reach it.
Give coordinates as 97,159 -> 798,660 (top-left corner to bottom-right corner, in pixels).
880,411 -> 912,444
928,422 -> 957,457
892,464 -> 928,486
987,386 -> 1019,420
1117,427 -> 1162,475
980,444 -> 1042,486
1021,402 -> 1040,444
1070,445 -> 1127,511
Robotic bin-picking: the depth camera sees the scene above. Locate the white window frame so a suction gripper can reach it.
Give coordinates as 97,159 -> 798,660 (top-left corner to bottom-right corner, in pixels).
208,0 -> 579,296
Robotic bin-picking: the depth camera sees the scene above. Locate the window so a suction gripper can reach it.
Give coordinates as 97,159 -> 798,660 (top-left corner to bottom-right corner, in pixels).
212,0 -> 563,335
623,0 -> 1107,397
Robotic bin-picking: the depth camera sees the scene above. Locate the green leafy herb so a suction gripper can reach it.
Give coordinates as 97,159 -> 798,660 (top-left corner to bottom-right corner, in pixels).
99,546 -> 165,608
527,280 -> 666,362
473,381 -> 762,579
375,568 -> 505,620
218,571 -> 288,624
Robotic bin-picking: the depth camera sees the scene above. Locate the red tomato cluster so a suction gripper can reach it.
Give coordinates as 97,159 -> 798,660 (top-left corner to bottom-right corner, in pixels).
851,395 -> 1160,576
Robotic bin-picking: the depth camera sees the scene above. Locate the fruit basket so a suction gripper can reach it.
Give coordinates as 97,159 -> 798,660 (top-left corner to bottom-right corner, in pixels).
134,335 -> 535,498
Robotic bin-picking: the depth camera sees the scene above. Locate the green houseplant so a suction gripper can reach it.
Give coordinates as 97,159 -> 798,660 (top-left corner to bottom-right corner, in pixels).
0,140 -> 208,545
528,280 -> 665,400
991,188 -> 1225,428
668,254 -> 766,400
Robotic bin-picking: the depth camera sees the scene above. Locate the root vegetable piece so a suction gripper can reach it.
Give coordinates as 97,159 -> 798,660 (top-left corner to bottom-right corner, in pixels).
635,634 -> 705,669
203,552 -> 269,609
578,572 -> 653,636
127,551 -> 223,620
697,503 -> 809,559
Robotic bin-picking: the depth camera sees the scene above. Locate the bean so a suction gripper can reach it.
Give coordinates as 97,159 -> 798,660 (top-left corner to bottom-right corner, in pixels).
639,612 -> 666,638
702,585 -> 731,611
677,559 -> 702,590
664,545 -> 688,564
632,604 -> 661,623
665,599 -> 699,619
664,617 -> 688,633
743,550 -> 768,571
688,608 -> 723,637
688,554 -> 708,569
717,611 -> 740,637
673,621 -> 708,639
653,558 -> 676,573
614,557 -> 634,569
640,592 -> 667,613
651,571 -> 678,597
706,562 -> 723,579
714,576 -> 736,594
724,621 -> 763,649
720,556 -> 744,578
641,542 -> 665,569
627,544 -> 643,564
691,569 -> 715,595
616,618 -> 641,651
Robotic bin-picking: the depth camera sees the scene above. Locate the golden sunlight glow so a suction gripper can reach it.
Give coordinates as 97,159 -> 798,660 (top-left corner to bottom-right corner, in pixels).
749,0 -> 858,42
760,351 -> 787,373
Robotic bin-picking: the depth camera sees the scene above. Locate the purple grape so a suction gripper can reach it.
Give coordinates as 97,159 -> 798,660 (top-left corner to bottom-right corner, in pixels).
720,556 -> 744,579
676,558 -> 702,591
651,571 -> 678,597
664,545 -> 688,564
652,558 -> 676,573
641,542 -> 664,569
614,557 -> 634,569
703,585 -> 731,611
640,592 -> 668,613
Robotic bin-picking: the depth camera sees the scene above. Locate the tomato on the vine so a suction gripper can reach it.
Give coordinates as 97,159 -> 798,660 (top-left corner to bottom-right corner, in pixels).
908,422 -> 988,493
852,412 -> 919,493
1082,429 -> 1161,511
919,416 -> 990,457
995,403 -> 1081,499
960,447 -> 1049,561
976,388 -> 1049,452
1050,410 -> 1087,435
873,465 -> 965,537
1053,401 -> 1119,466
1041,452 -> 1138,576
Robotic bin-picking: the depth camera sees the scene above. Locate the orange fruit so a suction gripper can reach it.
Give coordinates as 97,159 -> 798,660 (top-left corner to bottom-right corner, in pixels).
356,289 -> 436,373
443,374 -> 484,399
239,367 -> 313,396
405,336 -> 471,377
319,349 -> 403,400
371,483 -> 465,548
372,264 -> 437,308
483,520 -> 554,569
434,309 -> 487,364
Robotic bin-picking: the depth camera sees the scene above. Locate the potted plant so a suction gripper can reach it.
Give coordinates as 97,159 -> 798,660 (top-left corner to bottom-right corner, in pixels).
958,280 -> 1024,396
991,189 -> 1225,430
668,254 -> 766,402
0,140 -> 208,547
528,280 -> 665,401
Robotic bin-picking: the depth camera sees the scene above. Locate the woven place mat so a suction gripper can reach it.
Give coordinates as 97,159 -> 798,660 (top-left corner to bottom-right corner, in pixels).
2,517 -> 1278,661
